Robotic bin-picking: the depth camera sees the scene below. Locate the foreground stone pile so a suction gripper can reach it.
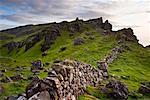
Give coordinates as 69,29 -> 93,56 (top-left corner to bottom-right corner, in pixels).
26,59 -> 107,100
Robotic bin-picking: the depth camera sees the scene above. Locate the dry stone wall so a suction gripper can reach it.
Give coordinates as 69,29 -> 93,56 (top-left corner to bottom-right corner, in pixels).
26,59 -> 105,100
15,45 -> 124,100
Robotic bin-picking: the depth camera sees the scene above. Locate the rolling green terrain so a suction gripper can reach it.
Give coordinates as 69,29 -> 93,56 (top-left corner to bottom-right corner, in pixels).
0,18 -> 149,100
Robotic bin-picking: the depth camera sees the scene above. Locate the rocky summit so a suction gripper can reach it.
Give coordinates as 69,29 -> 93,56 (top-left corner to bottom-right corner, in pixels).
0,17 -> 150,100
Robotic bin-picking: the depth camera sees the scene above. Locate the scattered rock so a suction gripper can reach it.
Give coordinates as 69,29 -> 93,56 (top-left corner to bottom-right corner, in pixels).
1,76 -> 12,83
10,74 -> 23,81
138,82 -> 150,94
28,91 -> 50,100
6,96 -> 18,100
17,96 -> 27,100
74,38 -> 84,45
42,51 -> 48,56
0,85 -> 4,94
106,80 -> 128,99
31,60 -> 43,73
89,36 -> 95,40
0,72 -> 3,77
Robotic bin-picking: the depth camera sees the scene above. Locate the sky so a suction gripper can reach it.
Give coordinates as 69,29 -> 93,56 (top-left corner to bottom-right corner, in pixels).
0,0 -> 150,46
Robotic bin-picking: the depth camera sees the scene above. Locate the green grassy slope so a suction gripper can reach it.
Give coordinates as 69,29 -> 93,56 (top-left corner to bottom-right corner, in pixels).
0,25 -> 149,99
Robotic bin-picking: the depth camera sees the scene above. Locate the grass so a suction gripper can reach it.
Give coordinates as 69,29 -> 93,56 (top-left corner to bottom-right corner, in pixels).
0,26 -> 150,99
109,42 -> 150,92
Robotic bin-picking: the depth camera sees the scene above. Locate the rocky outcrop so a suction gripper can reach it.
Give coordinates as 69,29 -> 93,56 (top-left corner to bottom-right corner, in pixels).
103,20 -> 112,31
68,18 -> 83,33
86,17 -> 103,28
3,42 -> 18,53
25,34 -> 42,51
41,28 -> 60,52
74,38 -> 84,45
116,28 -> 138,42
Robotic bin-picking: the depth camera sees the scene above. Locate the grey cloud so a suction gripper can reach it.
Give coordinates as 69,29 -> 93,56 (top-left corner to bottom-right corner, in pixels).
146,11 -> 150,13
0,24 -> 16,30
0,0 -> 117,25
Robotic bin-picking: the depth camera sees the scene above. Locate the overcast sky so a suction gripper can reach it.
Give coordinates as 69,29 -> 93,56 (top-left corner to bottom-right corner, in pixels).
0,0 -> 149,46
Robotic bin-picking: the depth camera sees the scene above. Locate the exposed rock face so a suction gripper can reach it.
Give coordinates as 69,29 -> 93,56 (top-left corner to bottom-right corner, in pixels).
25,34 -> 42,51
4,42 -> 18,53
106,80 -> 129,100
74,38 -> 84,45
28,91 -> 50,100
103,20 -> 112,31
26,59 -> 108,100
116,28 -> 138,42
41,28 -> 60,52
69,18 -> 83,33
87,17 -> 103,28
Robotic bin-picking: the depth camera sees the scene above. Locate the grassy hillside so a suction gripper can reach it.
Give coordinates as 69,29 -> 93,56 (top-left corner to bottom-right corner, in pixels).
0,19 -> 149,99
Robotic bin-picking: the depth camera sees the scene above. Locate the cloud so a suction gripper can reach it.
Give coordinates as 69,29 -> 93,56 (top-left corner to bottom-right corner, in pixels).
146,11 -> 150,13
0,0 -> 116,24
0,24 -> 15,30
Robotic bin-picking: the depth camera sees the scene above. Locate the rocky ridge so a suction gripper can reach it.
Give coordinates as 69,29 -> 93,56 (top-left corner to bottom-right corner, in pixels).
1,17 -> 114,53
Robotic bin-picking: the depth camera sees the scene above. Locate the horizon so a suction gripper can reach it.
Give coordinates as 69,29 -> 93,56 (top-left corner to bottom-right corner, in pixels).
0,0 -> 150,46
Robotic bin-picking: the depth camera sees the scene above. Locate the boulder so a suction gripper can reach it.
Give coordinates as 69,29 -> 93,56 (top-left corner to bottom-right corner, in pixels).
17,96 -> 27,100
138,82 -> 150,94
106,80 -> 128,99
31,60 -> 43,73
74,38 -> 84,45
26,77 -> 41,98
